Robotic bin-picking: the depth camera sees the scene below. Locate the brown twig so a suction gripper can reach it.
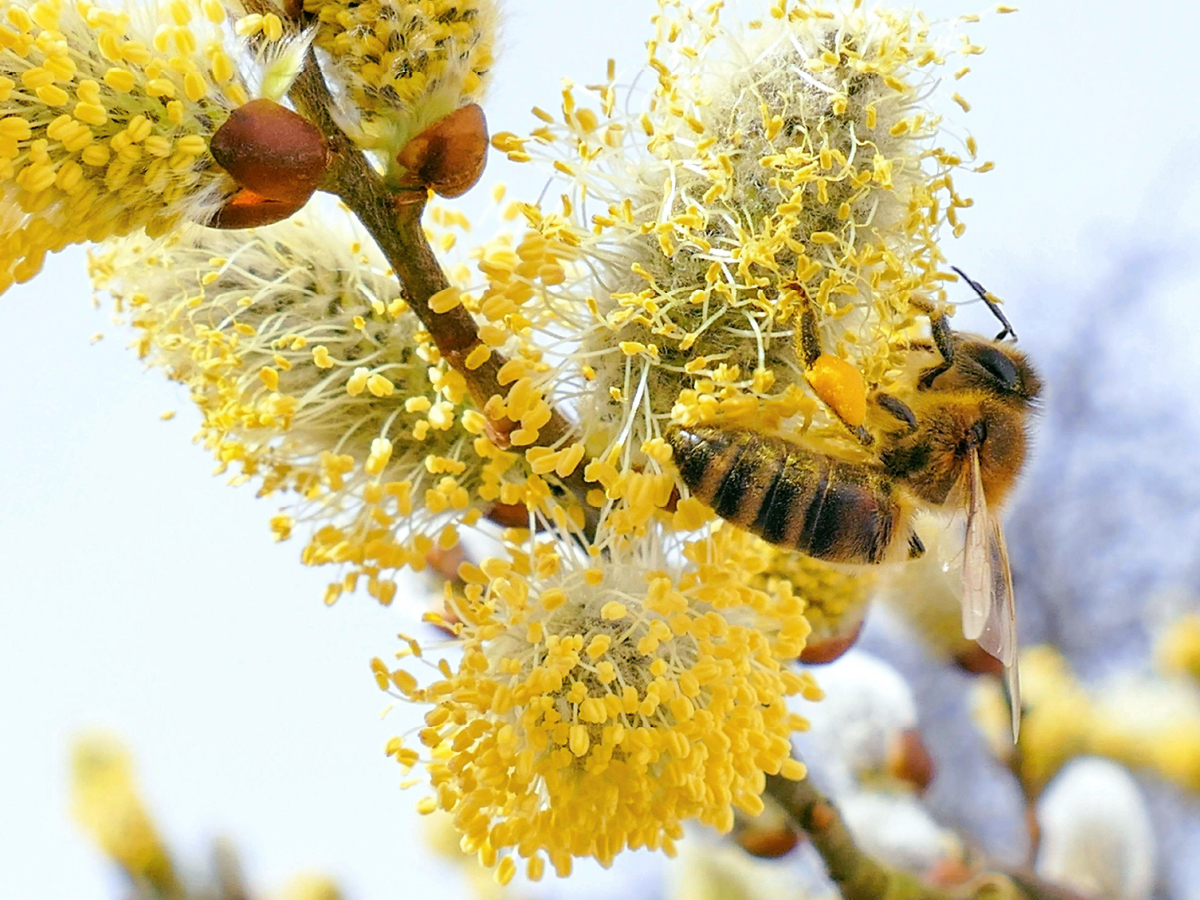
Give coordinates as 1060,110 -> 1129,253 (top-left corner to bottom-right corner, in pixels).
762,773 -> 1083,900
764,773 -> 947,900
283,53 -> 600,532
1001,868 -> 1089,900
286,56 -> 568,439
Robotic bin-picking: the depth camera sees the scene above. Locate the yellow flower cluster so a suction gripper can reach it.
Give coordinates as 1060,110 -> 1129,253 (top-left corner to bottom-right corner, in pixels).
1157,612 -> 1200,686
302,0 -> 495,174
359,0 -> 1004,869
423,809 -> 534,900
277,876 -> 346,900
0,0 -> 254,293
378,529 -> 817,880
1090,675 -> 1200,796
735,528 -> 876,655
974,645 -> 1200,796
981,645 -> 1094,793
492,0 -> 995,531
70,734 -> 178,893
89,212 -> 544,605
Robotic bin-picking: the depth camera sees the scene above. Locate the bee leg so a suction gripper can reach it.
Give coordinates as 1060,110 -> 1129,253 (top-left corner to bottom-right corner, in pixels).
798,301 -> 822,368
907,531 -> 926,559
917,311 -> 955,390
873,392 -> 918,435
795,289 -> 871,445
849,424 -> 874,447
823,405 -> 875,446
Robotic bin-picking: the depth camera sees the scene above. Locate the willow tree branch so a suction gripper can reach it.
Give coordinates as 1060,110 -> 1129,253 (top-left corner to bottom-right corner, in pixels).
764,773 -> 948,900
282,53 -> 604,534
284,53 -> 600,531
763,774 -> 1083,900
286,53 -> 575,451
1001,868 -> 1089,900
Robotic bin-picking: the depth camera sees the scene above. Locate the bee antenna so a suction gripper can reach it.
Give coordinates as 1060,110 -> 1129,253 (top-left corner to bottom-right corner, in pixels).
950,266 -> 1017,342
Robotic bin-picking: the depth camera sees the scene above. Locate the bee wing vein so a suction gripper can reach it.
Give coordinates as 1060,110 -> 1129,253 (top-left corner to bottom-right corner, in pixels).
960,448 -> 991,642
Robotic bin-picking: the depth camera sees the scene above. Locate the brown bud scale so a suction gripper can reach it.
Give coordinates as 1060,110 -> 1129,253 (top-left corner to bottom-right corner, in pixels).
799,613 -> 867,664
735,826 -> 802,859
210,189 -> 308,229
397,103 -> 488,199
210,99 -> 329,206
886,727 -> 936,793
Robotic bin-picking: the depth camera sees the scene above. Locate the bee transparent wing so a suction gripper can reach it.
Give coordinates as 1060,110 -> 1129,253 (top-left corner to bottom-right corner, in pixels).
960,447 -> 991,643
960,446 -> 1022,738
987,517 -> 1022,739
981,518 -> 1017,668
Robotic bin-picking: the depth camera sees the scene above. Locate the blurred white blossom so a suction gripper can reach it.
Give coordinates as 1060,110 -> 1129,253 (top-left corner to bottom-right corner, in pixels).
1035,757 -> 1156,900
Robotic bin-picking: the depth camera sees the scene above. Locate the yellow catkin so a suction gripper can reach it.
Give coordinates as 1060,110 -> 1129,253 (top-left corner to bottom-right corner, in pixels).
0,0 -> 257,292
382,533 -> 814,875
300,0 -> 496,171
90,216 -> 523,606
485,0 -> 991,552
70,737 -> 177,892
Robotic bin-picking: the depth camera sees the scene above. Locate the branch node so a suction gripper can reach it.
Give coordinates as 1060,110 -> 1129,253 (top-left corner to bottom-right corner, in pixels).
811,801 -> 838,833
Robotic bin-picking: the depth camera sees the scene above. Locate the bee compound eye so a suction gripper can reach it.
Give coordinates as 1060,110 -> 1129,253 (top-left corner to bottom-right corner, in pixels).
971,345 -> 1022,392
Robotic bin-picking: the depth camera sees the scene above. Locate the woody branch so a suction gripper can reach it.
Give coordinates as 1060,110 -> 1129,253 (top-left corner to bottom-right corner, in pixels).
285,54 -> 573,446
763,773 -> 1084,900
283,51 -> 600,526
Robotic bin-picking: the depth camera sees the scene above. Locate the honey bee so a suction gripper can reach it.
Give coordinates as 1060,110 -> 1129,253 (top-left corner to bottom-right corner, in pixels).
667,272 -> 1041,734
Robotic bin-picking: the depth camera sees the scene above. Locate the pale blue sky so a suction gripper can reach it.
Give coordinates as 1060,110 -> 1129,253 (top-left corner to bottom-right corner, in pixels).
3,2 -> 1199,898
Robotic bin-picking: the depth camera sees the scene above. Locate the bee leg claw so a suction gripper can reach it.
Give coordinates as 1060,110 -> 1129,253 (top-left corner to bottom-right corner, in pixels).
850,424 -> 874,447
907,531 -> 926,559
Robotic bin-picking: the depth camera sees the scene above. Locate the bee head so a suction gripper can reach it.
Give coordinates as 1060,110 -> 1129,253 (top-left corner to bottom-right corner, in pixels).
931,336 -> 1043,407
883,347 -> 1039,511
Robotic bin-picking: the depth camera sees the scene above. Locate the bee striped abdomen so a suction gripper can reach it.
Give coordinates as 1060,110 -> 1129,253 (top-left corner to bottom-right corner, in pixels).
669,427 -> 780,524
667,425 -> 899,564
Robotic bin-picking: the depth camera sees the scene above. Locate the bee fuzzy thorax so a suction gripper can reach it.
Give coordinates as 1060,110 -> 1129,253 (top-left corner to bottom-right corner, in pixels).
666,312 -> 1041,737
878,391 -> 1031,510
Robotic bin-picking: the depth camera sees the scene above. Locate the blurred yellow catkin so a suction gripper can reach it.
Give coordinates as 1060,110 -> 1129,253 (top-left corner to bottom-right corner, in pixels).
70,734 -> 178,893
1156,613 -> 1200,686
274,874 -> 345,900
